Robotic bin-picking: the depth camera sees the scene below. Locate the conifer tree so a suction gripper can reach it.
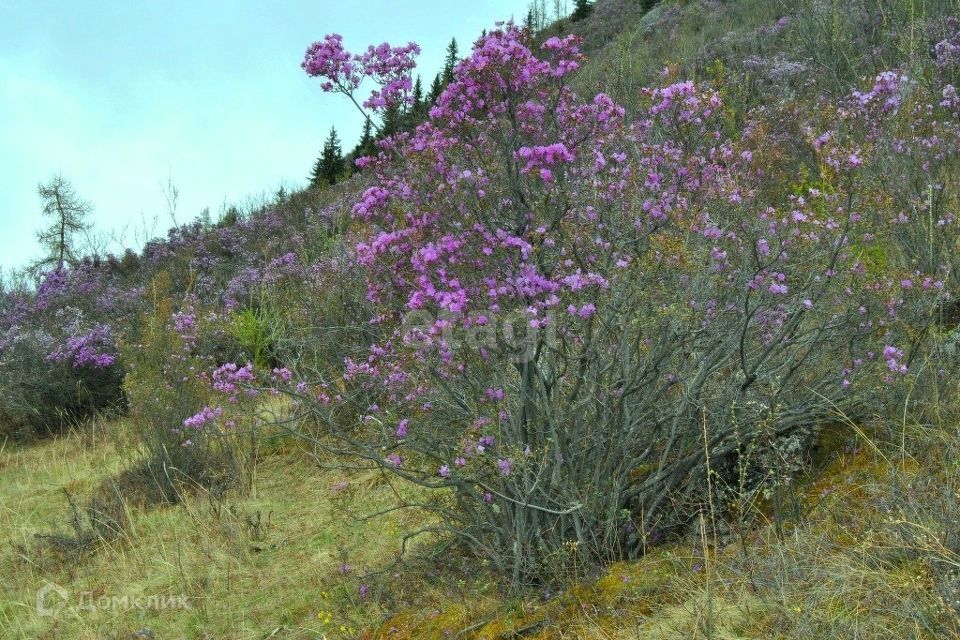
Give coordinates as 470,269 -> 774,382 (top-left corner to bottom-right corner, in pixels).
348,118 -> 377,175
309,127 -> 344,188
427,72 -> 444,105
381,102 -> 402,137
426,39 -> 460,107
411,75 -> 425,117
442,38 -> 458,86
572,0 -> 593,21
358,117 -> 374,153
34,174 -> 91,271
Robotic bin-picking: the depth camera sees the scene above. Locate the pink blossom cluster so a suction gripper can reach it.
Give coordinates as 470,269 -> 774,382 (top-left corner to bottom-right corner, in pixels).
302,34 -> 420,111
47,323 -> 117,369
647,80 -> 721,126
933,17 -> 960,70
882,345 -> 907,375
427,26 -> 584,126
516,143 -> 576,183
212,362 -> 257,401
356,42 -> 421,109
182,405 -> 223,430
301,34 -> 361,93
851,71 -> 905,113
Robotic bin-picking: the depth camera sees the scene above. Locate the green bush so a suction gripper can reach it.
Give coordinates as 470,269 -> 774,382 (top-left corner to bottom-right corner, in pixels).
228,306 -> 282,369
120,273 -> 249,502
0,324 -> 125,441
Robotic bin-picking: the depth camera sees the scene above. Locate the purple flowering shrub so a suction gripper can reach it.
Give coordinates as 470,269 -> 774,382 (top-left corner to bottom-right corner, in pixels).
120,273 -> 255,498
265,239 -> 376,378
302,34 -> 421,115
0,2 -> 956,595
285,23 -> 956,585
0,267 -> 129,438
0,146 -> 358,441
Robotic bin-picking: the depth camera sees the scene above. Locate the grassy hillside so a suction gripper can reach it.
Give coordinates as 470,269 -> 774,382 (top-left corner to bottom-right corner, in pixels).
1,417 -> 424,638
4,0 -> 960,637
3,412 -> 958,638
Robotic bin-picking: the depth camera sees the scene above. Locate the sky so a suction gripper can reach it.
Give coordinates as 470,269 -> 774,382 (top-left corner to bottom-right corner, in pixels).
0,0 -> 531,272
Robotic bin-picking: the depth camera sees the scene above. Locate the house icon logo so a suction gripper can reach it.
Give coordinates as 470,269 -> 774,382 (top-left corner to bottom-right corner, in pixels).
36,582 -> 70,617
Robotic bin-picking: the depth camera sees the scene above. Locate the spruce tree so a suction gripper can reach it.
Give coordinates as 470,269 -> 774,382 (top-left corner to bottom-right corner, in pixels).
427,72 -> 444,105
411,75 -> 425,117
572,0 -> 593,21
358,117 -> 374,153
425,39 -> 460,107
309,155 -> 323,188
442,38 -> 458,86
348,118 -> 377,175
381,102 -> 402,137
310,127 -> 344,188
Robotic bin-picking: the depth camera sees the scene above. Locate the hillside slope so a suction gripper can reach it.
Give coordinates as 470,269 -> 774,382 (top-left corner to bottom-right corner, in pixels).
3,0 -> 960,638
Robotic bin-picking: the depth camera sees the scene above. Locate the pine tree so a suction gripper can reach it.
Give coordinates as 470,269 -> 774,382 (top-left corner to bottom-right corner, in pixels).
427,72 -> 444,105
348,118 -> 377,175
425,39 -> 460,107
34,174 -> 92,271
322,127 -> 344,184
309,155 -> 323,188
442,38 -> 458,86
381,102 -> 402,137
310,127 -> 344,188
572,0 -> 593,21
358,117 -> 374,153
411,75 -> 425,117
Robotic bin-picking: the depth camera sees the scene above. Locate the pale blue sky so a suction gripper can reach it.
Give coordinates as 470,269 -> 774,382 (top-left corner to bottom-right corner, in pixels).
0,0 -> 530,271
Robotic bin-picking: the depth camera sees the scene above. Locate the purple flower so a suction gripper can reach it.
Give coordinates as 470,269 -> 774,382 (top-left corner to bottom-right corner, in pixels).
385,453 -> 403,467
576,303 -> 597,318
212,362 -> 257,398
47,323 -> 118,369
183,405 -> 223,430
271,367 -> 293,382
882,345 -> 908,375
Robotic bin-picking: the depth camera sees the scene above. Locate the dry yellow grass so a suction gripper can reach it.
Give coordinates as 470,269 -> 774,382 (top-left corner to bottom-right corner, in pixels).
1,416 -> 954,639
0,419 -> 428,639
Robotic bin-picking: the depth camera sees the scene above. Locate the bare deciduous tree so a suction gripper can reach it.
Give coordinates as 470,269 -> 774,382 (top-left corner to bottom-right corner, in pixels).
160,171 -> 180,228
